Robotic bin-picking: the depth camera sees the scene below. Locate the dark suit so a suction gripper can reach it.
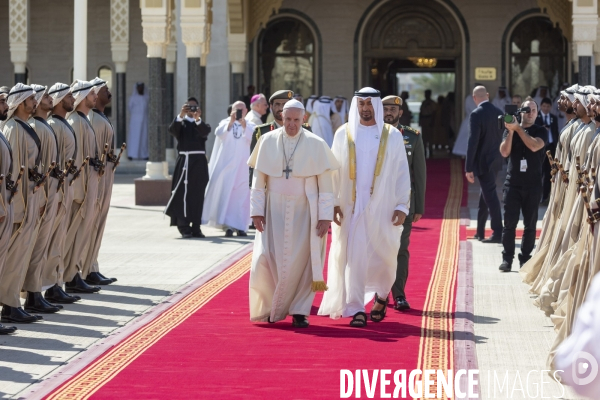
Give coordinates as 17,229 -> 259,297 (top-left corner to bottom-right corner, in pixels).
465,101 -> 504,237
535,112 -> 559,201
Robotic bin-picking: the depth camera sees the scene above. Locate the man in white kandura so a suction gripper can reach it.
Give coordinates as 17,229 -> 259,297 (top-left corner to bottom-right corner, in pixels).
318,87 -> 411,327
202,100 -> 255,237
248,99 -> 339,328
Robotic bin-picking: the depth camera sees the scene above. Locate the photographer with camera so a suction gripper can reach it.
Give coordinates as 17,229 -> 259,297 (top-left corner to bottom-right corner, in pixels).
498,99 -> 547,272
165,97 -> 211,238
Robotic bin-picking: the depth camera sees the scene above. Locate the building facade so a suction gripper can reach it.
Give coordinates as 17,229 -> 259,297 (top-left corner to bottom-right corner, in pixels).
0,0 -> 596,175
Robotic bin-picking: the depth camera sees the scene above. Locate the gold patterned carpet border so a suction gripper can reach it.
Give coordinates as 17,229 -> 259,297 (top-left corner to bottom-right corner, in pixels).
46,253 -> 252,400
415,158 -> 462,399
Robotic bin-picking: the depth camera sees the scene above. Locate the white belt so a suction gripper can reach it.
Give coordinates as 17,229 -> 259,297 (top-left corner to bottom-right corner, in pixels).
164,150 -> 205,218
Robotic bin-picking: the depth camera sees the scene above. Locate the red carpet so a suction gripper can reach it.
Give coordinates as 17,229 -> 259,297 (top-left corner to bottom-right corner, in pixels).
46,159 -> 463,400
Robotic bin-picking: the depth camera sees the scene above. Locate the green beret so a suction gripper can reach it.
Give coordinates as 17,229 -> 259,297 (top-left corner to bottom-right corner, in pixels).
269,90 -> 294,103
382,95 -> 402,106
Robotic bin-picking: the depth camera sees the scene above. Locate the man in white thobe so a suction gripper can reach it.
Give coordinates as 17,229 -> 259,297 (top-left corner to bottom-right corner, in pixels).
127,82 -> 149,160
248,99 -> 339,327
202,101 -> 255,236
318,87 -> 411,327
491,86 -> 511,110
308,96 -> 334,147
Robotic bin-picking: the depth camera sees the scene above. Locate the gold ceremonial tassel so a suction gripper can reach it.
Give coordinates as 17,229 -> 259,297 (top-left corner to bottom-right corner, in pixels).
311,281 -> 328,292
346,125 -> 357,205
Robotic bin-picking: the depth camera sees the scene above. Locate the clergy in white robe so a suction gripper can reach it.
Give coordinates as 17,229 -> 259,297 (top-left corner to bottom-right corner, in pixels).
318,87 -> 411,326
127,82 -> 149,159
202,101 -> 255,233
246,94 -> 267,126
248,99 -> 339,326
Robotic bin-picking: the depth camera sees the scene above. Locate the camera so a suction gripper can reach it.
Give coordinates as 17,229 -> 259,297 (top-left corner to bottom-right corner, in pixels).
188,105 -> 198,112
498,104 -> 530,129
236,109 -> 243,120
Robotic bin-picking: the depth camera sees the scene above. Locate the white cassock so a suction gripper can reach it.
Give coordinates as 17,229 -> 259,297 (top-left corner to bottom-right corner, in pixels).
127,83 -> 149,159
554,273 -> 600,396
248,127 -> 339,322
452,94 -> 477,156
202,118 -> 255,231
318,122 -> 411,318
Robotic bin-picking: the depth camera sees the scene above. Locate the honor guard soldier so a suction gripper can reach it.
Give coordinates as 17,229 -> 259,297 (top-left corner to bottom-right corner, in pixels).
382,95 -> 427,311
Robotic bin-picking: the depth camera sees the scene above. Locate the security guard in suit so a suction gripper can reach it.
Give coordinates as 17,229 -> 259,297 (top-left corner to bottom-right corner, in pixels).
382,95 -> 427,311
249,89 -> 312,185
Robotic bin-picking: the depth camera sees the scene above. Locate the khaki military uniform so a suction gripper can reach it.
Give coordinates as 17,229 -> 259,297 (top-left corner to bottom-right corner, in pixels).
392,123 -> 427,300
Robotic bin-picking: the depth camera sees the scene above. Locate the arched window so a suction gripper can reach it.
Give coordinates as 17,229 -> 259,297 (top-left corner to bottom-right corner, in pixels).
509,17 -> 567,98
98,66 -> 113,117
258,17 -> 315,98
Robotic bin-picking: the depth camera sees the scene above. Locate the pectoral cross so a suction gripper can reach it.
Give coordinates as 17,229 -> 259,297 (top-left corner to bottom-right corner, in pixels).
283,166 -> 292,179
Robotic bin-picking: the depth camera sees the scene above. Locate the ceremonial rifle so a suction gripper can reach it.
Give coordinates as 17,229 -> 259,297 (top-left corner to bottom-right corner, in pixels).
98,143 -> 109,177
34,162 -> 56,193
575,156 -> 585,186
57,158 -> 74,192
112,143 -> 127,172
546,150 -> 558,182
557,163 -> 569,185
69,156 -> 90,186
7,166 -> 25,203
581,187 -> 600,225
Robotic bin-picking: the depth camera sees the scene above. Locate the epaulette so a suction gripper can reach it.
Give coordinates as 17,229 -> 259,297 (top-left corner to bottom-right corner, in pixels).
254,122 -> 277,141
302,123 -> 312,132
399,124 -> 420,135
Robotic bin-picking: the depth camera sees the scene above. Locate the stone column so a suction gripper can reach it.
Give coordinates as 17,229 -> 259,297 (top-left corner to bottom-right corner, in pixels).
227,0 -> 246,103
572,0 -> 598,86
73,0 -> 88,80
139,0 -> 170,180
200,60 -> 207,112
165,10 -> 177,162
111,0 -> 130,153
9,0 -> 28,84
180,0 -> 210,104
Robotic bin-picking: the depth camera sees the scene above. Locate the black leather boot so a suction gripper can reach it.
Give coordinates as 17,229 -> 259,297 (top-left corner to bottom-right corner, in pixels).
46,284 -> 81,303
65,273 -> 100,293
0,323 -> 17,334
85,272 -> 113,285
39,295 -> 63,310
97,272 -> 117,283
24,292 -> 60,313
1,305 -> 41,323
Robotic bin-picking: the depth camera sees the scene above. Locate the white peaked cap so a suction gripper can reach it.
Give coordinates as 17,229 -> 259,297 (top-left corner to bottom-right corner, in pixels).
283,99 -> 305,111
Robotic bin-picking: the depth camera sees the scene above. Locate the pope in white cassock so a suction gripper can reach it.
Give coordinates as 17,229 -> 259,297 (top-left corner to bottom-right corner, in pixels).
248,99 -> 339,328
202,101 -> 254,235
318,88 -> 411,327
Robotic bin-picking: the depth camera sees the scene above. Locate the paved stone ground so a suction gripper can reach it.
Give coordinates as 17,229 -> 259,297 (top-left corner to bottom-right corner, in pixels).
0,175 -> 253,398
0,170 -> 588,399
467,168 -> 584,399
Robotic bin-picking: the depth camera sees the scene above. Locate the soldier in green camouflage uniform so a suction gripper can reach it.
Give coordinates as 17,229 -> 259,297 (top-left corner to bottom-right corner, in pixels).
382,95 -> 427,311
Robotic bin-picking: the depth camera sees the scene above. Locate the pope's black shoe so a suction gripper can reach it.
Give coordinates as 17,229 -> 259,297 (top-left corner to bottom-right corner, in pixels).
65,273 -> 101,293
0,323 -> 17,334
85,272 -> 114,286
24,292 -> 61,313
292,314 -> 309,328
1,305 -> 41,323
97,272 -> 118,283
394,296 -> 411,311
45,284 -> 80,303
